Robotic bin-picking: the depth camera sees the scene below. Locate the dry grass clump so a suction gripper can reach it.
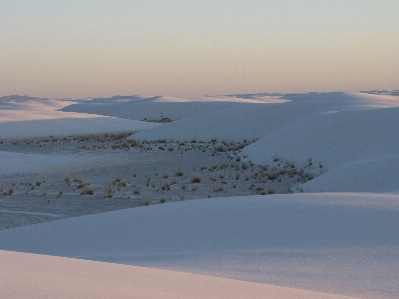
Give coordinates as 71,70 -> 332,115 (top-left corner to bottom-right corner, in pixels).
104,188 -> 114,198
113,177 -> 126,187
174,168 -> 184,177
2,188 -> 14,196
213,186 -> 224,193
134,187 -> 141,195
80,186 -> 94,196
161,181 -> 171,191
191,174 -> 202,184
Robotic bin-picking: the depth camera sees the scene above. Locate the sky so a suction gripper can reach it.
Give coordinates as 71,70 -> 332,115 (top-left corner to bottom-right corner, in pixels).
0,0 -> 398,98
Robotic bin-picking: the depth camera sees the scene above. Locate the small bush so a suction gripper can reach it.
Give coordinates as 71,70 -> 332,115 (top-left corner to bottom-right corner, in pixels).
191,174 -> 202,184
161,182 -> 170,191
213,186 -> 224,193
104,188 -> 113,198
214,145 -> 225,152
73,177 -> 83,184
80,185 -> 94,196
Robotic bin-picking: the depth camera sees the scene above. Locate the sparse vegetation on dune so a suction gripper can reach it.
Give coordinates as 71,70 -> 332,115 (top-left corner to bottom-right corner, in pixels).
0,133 -> 325,229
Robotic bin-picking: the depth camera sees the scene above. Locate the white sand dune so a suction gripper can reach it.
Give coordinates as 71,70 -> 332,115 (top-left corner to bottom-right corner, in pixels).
241,93 -> 399,193
1,92 -> 399,298
1,193 -> 398,298
132,92 -> 399,141
60,94 -> 287,121
126,92 -> 399,193
302,156 -> 399,193
0,97 -> 159,139
0,250 -> 358,299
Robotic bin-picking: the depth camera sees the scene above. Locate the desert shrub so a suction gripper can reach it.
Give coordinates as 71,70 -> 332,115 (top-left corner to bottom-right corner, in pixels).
273,154 -> 280,162
267,171 -> 280,180
214,145 -> 225,152
130,140 -> 140,147
191,174 -> 202,184
3,188 -> 13,196
113,177 -> 126,187
306,158 -> 313,167
80,185 -> 94,196
73,177 -> 83,184
104,188 -> 114,198
213,186 -> 224,193
161,182 -> 170,191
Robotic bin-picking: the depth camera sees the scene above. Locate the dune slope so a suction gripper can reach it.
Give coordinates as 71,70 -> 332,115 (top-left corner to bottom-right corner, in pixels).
0,250 -> 358,299
1,193 -> 398,298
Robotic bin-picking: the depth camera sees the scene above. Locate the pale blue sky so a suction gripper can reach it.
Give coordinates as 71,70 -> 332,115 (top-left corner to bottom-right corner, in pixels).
1,0 -> 398,97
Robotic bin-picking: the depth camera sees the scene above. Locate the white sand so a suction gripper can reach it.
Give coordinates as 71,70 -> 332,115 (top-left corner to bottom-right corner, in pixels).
0,250 -> 358,299
1,91 -> 399,298
1,193 -> 398,298
0,97 -> 158,139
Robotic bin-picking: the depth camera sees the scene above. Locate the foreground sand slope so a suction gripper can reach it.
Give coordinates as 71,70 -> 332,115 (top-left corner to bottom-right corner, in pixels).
0,250 -> 358,299
1,193 -> 398,298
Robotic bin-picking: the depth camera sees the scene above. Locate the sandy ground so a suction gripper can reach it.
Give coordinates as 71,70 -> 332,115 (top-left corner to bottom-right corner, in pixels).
0,250 -> 359,299
0,133 -> 318,229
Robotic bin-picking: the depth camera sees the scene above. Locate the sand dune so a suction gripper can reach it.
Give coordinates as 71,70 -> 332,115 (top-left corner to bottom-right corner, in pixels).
1,92 -> 399,298
1,250 -> 358,299
1,193 -> 398,298
241,94 -> 399,193
60,94 -> 286,121
0,97 -> 159,139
